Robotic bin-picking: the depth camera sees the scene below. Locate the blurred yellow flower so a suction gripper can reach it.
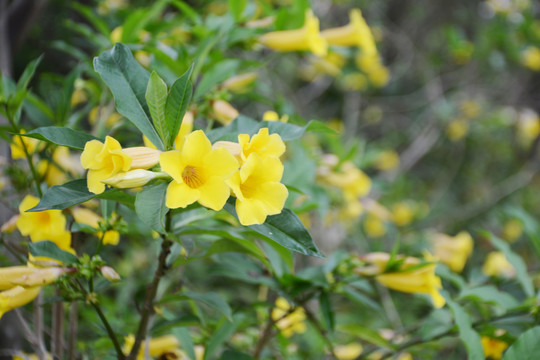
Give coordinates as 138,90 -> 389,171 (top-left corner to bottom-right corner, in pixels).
227,154 -> 288,225
12,352 -> 53,360
123,334 -> 182,360
271,297 -> 307,338
135,51 -> 151,68
0,266 -> 38,290
374,150 -> 400,171
10,130 -> 39,160
321,9 -> 376,53
160,130 -> 238,211
482,251 -> 516,278
460,100 -> 481,119
356,54 -> 390,87
391,202 -> 415,226
446,118 -> 469,141
263,110 -> 289,123
361,252 -> 445,308
481,336 -> 508,360
318,157 -> 371,204
363,214 -> 386,238
238,128 -> 286,161
522,46 -> 540,71
80,136 -> 132,194
335,343 -> 363,360
300,52 -> 346,80
0,285 -> 41,319
38,147 -> 82,187
258,10 -> 327,57
211,100 -> 239,126
221,72 -> 258,93
89,106 -> 123,128
340,72 -> 368,91
72,207 -> 120,246
502,219 -> 523,242
16,195 -> 72,251
431,231 -> 474,272
516,109 -> 540,145
70,87 -> 88,107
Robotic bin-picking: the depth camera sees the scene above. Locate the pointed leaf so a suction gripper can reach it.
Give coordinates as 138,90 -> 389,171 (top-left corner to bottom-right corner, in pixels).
164,64 -> 193,149
17,55 -> 43,91
135,182 -> 169,234
22,126 -> 100,150
146,71 -> 168,143
28,240 -> 79,264
93,43 -> 163,149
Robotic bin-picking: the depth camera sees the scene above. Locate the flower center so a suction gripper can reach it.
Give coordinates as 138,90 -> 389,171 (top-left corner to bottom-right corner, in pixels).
182,165 -> 203,189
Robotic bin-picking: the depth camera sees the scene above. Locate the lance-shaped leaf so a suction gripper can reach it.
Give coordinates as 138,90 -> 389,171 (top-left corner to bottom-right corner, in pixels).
164,64 -> 193,149
22,126 -> 100,150
28,241 -> 79,264
135,182 -> 169,234
145,71 -> 168,145
93,43 -> 163,149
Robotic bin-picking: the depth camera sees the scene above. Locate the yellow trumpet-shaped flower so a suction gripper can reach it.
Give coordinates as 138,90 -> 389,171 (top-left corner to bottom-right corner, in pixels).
363,214 -> 387,238
121,147 -> 160,170
123,334 -> 182,360
258,10 -> 327,57
321,9 -> 376,54
391,202 -> 415,226
102,169 -> 163,189
271,297 -> 307,338
0,266 -> 39,290
0,286 -> 41,319
10,130 -> 40,160
361,252 -> 445,308
482,251 -> 516,278
481,335 -> 508,360
72,207 -> 120,246
431,231 -> 474,273
10,267 -> 65,288
160,130 -> 238,211
227,153 -> 288,225
238,128 -> 286,162
318,158 -> 371,203
80,136 -> 132,194
16,195 -> 72,251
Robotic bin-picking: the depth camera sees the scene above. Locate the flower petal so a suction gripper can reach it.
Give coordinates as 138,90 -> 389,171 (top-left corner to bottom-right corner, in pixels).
165,181 -> 200,209
256,182 -> 288,215
198,177 -> 231,211
203,148 -> 239,179
80,140 -> 104,169
87,168 -> 113,194
160,150 -> 184,182
182,130 -> 212,166
236,198 -> 268,225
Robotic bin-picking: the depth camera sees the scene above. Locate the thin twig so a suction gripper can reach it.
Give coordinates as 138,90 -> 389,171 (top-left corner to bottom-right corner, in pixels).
67,302 -> 78,360
51,292 -> 64,360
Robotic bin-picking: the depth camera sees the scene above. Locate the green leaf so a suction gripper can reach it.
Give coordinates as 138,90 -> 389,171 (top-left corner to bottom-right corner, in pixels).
484,231 -> 534,297
135,183 -> 169,234
164,64 -> 193,149
194,59 -> 239,101
181,291 -> 232,322
320,292 -> 335,332
93,43 -> 163,149
28,179 -> 134,212
337,324 -> 392,348
17,55 -> 43,91
219,350 -> 253,360
446,295 -> 484,360
228,0 -> 248,21
502,326 -> 540,360
22,126 -> 100,150
28,241 -> 78,264
224,201 -> 323,257
146,71 -> 169,144
459,285 -> 519,310
204,316 -> 239,360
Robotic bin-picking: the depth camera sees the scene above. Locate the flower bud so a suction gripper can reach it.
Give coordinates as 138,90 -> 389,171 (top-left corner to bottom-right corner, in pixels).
122,147 -> 161,169
102,169 -> 161,189
11,267 -> 66,287
0,266 -> 38,290
221,73 -> 258,93
100,266 -> 121,282
211,100 -> 239,125
212,141 -> 242,163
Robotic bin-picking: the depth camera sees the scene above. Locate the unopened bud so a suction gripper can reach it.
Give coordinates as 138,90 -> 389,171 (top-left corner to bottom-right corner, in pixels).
102,170 -> 163,188
221,73 -> 258,93
11,267 -> 65,287
100,266 -> 121,282
212,100 -> 239,125
213,141 -> 242,163
122,147 -> 161,169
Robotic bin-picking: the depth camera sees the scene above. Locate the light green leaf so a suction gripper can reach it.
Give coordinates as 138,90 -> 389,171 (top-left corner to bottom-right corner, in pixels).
146,71 -> 169,144
193,59 -> 239,101
93,43 -> 163,149
22,126 -> 100,150
446,295 -> 484,360
135,183 -> 169,234
28,179 -> 135,212
28,240 -> 79,264
484,231 -> 534,297
164,64 -> 193,149
228,0 -> 248,21
502,326 -> 540,360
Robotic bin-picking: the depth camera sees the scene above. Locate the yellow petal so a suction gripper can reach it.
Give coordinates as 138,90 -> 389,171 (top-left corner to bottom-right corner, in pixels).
203,148 -> 239,179
87,168 -> 112,194
160,150 -> 184,182
165,181 -> 200,209
236,198 -> 268,225
102,230 -> 120,246
81,140 -> 105,169
0,266 -> 38,290
257,182 -> 288,215
182,130 -> 212,166
197,177 -> 231,211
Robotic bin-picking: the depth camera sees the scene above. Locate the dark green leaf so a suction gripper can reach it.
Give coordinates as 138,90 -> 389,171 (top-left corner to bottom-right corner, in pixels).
135,183 -> 169,234
17,55 -> 43,91
502,326 -> 540,360
181,291 -> 232,321
146,71 -> 169,144
22,126 -> 100,150
164,64 -> 193,149
446,295 -> 484,360
320,292 -> 335,331
204,316 -> 238,360
93,43 -> 163,149
28,240 -> 78,264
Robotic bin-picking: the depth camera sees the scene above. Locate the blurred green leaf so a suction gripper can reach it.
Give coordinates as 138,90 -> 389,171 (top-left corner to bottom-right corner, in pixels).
164,64 -> 193,149
337,324 -> 392,348
135,183 -> 169,234
446,295 -> 484,360
22,126 -> 100,150
459,285 -> 519,310
169,291 -> 233,322
228,0 -> 248,21
219,350 -> 253,360
502,326 -> 540,360
93,43 -> 163,149
17,55 -> 43,91
320,292 -> 335,332
204,316 -> 239,360
193,59 -> 239,101
28,240 -> 78,264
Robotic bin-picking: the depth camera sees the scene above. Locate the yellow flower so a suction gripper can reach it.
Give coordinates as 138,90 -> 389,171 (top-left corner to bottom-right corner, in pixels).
211,100 -> 239,126
335,343 -> 363,360
0,266 -> 38,290
100,266 -> 121,282
460,100 -> 481,119
446,118 -> 469,141
16,195 -> 72,251
10,130 -> 40,160
238,128 -> 286,162
522,46 -> 540,71
363,252 -> 445,308
321,9 -> 377,53
431,231 -> 474,272
300,52 -> 346,80
89,106 -> 123,128
72,207 -> 120,246
482,251 -> 516,278
134,51 -> 151,68
102,169 -> 162,190
227,154 -> 288,225
355,54 -> 390,87
364,214 -> 386,238
262,110 -> 289,123
258,9 -> 327,57
502,219 -> 523,242
271,297 -> 306,338
121,147 -> 160,169
391,202 -> 415,226
70,87 -> 88,107
481,336 -> 508,360
160,130 -> 238,211
80,136 -> 132,194
516,109 -> 540,145
37,147 -> 82,187
221,72 -> 258,93
122,334 -> 182,360
12,352 -> 53,360
0,286 -> 41,319
374,150 -> 400,171
318,158 -> 371,202
9,267 -> 65,288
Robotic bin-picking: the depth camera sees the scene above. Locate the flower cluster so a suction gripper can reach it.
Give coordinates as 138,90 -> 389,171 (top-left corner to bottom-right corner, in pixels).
271,297 -> 307,338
